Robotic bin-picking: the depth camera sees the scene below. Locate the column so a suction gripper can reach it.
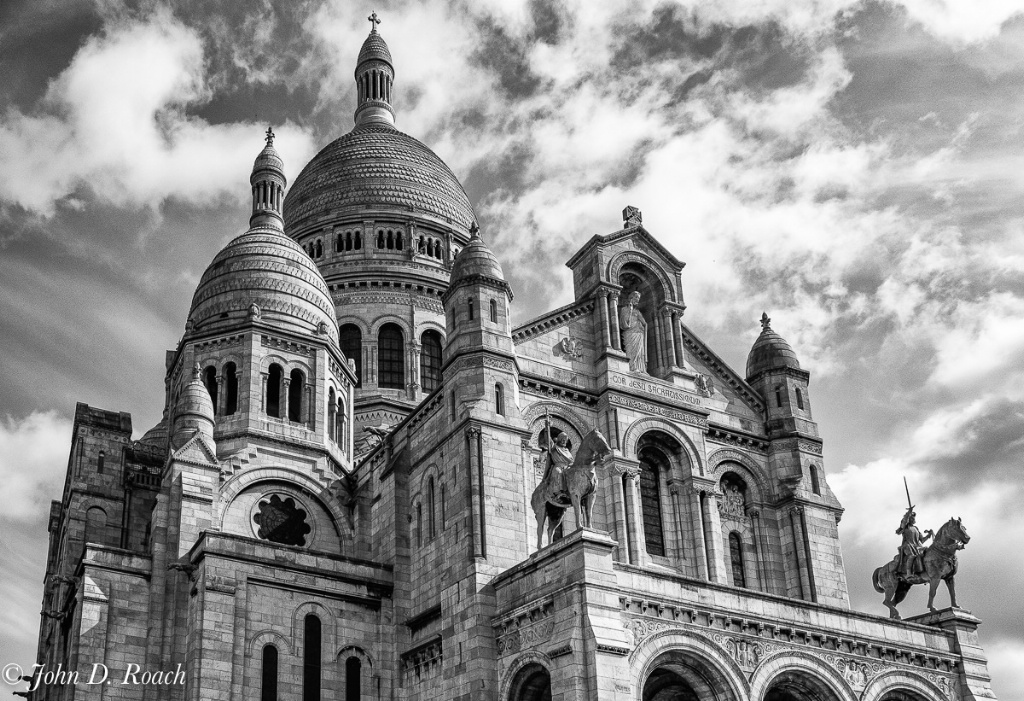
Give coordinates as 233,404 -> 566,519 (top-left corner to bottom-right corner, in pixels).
789,507 -> 812,601
703,490 -> 726,583
749,510 -> 765,592
668,481 -> 688,569
597,291 -> 611,349
234,368 -> 243,415
281,378 -> 290,421
215,375 -> 226,416
609,467 -> 629,562
305,385 -> 314,429
260,373 -> 268,413
466,427 -> 484,559
671,311 -> 685,368
609,291 -> 622,350
623,469 -> 644,564
689,487 -> 708,580
663,309 -> 678,369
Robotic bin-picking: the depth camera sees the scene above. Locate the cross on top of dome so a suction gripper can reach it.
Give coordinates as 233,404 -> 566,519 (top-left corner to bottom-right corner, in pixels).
265,126 -> 275,147
368,11 -> 380,31
761,312 -> 771,330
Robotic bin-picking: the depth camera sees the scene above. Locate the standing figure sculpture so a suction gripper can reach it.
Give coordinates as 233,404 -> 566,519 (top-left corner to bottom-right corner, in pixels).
872,487 -> 971,619
530,413 -> 612,549
619,290 -> 648,373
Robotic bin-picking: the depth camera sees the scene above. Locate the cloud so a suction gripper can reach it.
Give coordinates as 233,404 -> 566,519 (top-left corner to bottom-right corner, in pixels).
0,9 -> 317,216
0,411 -> 72,523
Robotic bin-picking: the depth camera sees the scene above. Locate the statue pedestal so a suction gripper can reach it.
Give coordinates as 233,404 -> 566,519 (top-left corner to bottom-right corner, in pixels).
906,608 -> 998,700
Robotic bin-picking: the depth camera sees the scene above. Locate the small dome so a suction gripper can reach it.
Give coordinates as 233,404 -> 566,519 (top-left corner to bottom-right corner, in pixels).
450,226 -> 504,283
186,225 -> 339,343
746,313 -> 801,380
357,28 -> 393,69
172,364 -> 215,448
139,416 -> 169,449
253,142 -> 284,174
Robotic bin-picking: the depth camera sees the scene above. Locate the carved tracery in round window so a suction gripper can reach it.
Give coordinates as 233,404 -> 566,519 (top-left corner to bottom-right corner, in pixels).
252,494 -> 312,546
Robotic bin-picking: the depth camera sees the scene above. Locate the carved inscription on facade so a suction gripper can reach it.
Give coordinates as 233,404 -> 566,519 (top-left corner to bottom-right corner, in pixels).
494,600 -> 555,656
609,373 -> 704,408
608,394 -> 708,429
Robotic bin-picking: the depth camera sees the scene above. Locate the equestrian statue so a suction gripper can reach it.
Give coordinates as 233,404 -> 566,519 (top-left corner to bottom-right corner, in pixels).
872,478 -> 971,619
530,412 -> 611,549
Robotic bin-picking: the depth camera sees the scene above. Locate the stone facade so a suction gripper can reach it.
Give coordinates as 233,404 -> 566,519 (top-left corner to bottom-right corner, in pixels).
30,18 -> 999,701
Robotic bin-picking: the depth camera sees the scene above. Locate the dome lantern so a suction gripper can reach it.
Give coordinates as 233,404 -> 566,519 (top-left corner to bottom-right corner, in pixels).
250,127 -> 286,229
354,12 -> 396,128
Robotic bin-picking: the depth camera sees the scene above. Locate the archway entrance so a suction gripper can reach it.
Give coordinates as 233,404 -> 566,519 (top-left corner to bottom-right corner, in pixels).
764,671 -> 842,701
509,663 -> 551,701
643,668 -> 698,701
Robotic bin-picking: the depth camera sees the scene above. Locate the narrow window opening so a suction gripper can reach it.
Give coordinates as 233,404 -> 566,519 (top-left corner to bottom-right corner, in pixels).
288,369 -> 304,423
489,299 -> 498,323
340,325 -> 362,387
495,384 -> 505,416
345,657 -> 361,701
428,477 -> 436,539
225,362 -> 238,415
203,366 -> 218,413
328,388 -> 337,442
467,297 -> 474,320
420,330 -> 443,393
775,388 -> 783,408
638,447 -> 666,556
302,614 -> 321,701
416,503 -> 423,547
810,465 -> 821,495
730,532 -> 747,587
796,388 -> 805,410
261,645 -> 278,701
378,324 -> 405,389
97,450 -> 105,474
267,364 -> 283,418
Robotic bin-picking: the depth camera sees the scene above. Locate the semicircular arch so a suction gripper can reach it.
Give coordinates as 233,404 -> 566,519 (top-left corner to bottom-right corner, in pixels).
607,250 -> 677,303
707,448 -> 770,504
622,417 -> 702,475
749,649 -> 856,701
860,669 -> 949,701
631,629 -> 748,701
498,650 -> 555,701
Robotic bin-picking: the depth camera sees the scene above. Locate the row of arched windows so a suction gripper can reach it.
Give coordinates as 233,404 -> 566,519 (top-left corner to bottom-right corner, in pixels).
327,387 -> 349,449
303,229 -> 449,260
338,324 -> 444,393
266,364 -> 306,423
260,614 -> 362,701
201,362 -> 240,416
336,230 -> 362,252
359,68 -> 391,103
467,297 -> 501,323
304,239 -> 324,259
376,228 -> 404,250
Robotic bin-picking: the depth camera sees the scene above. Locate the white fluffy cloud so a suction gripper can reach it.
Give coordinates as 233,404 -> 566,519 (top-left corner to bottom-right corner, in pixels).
0,412 -> 72,524
0,9 -> 316,216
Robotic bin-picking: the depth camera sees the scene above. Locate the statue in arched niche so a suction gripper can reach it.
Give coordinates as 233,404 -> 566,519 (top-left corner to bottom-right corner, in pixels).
619,290 -> 648,373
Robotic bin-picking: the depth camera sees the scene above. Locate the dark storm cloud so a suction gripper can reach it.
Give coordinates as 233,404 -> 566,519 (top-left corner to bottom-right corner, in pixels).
471,16 -> 543,98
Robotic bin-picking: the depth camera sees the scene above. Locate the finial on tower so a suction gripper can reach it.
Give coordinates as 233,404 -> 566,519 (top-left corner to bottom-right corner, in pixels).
760,312 -> 771,330
265,126 -> 275,147
368,11 -> 381,31
470,221 -> 480,239
354,11 -> 395,127
250,128 -> 286,229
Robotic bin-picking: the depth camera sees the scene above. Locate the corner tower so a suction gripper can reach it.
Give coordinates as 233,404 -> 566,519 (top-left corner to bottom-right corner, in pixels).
283,14 -> 476,452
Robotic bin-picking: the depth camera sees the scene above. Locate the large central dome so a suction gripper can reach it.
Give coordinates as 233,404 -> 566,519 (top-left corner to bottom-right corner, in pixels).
283,123 -> 475,236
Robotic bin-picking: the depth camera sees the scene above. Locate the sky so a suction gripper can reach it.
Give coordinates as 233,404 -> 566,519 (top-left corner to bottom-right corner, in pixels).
1,0 -> 1023,695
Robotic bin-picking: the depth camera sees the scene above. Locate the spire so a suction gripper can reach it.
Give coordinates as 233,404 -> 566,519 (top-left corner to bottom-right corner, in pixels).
250,126 -> 286,229
354,13 -> 396,127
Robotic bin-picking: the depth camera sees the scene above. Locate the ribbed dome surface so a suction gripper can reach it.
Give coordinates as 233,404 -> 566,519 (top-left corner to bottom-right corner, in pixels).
451,232 -> 504,282
177,367 -> 215,423
139,417 -> 169,448
187,225 -> 339,343
253,142 -> 283,173
282,124 -> 475,235
358,30 -> 393,67
746,316 -> 801,379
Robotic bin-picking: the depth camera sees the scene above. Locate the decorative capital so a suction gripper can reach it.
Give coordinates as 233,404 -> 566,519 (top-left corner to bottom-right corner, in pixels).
466,426 -> 482,439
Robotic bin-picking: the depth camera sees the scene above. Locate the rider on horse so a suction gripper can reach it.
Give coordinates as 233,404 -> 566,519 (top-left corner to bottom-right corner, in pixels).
896,507 -> 933,580
542,412 -> 573,503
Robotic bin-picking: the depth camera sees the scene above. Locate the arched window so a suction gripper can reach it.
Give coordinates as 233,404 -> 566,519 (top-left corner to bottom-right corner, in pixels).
810,464 -> 821,495
637,447 -> 666,557
489,299 -> 498,323
328,388 -> 337,442
339,325 -> 362,387
396,231 -> 404,250
354,231 -> 362,249
440,484 -> 447,527
378,324 -> 405,389
267,364 -> 283,418
796,387 -> 805,410
97,450 -> 105,474
467,297 -> 474,320
416,502 -> 423,547
288,369 -> 304,423
450,392 -> 457,422
509,662 -> 551,701
203,366 -> 218,413
729,532 -> 746,588
315,240 -> 323,258
303,614 -> 321,701
224,362 -> 238,415
377,231 -> 384,248
420,330 -> 443,393
345,657 -> 361,701
261,644 -> 278,701
775,387 -> 783,408
428,477 -> 436,540
495,384 -> 505,416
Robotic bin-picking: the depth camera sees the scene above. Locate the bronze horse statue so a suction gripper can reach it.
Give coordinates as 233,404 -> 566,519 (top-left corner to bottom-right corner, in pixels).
530,429 -> 611,549
872,517 -> 970,619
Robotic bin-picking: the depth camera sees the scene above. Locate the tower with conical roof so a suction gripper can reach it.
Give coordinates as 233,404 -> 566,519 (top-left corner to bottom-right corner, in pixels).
746,312 -> 847,605
283,13 -> 476,451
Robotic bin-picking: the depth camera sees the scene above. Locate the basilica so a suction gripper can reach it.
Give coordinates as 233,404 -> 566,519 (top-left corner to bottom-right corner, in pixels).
30,17 -> 998,701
